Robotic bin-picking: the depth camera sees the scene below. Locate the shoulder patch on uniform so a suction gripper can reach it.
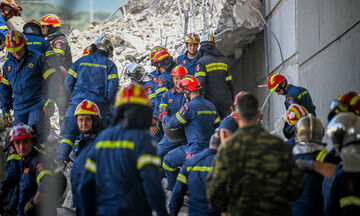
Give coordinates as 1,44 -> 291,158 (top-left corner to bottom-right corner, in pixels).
7,65 -> 11,72
168,98 -> 174,104
286,97 -> 295,105
36,163 -> 45,173
24,168 -> 29,174
182,59 -> 187,65
28,63 -> 34,69
152,77 -> 157,82
196,64 -> 200,72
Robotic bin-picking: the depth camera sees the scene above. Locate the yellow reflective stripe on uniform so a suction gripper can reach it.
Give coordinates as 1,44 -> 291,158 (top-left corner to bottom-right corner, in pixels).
0,25 -> 7,29
108,74 -> 118,80
61,138 -> 74,147
176,112 -> 187,124
148,93 -> 155,99
198,110 -> 217,115
186,166 -> 213,172
74,140 -> 80,146
34,146 -> 47,155
53,48 -> 65,55
155,87 -> 168,95
137,154 -> 161,169
315,150 -> 329,163
159,103 -> 168,108
195,71 -> 206,77
95,140 -> 135,149
297,90 -> 309,100
85,158 -> 97,173
206,63 -> 228,72
27,42 -> 42,45
43,68 -> 56,80
36,170 -> 53,185
214,116 -> 221,124
162,162 -> 181,172
68,69 -> 77,78
177,173 -> 187,184
226,75 -> 232,81
79,62 -> 107,69
1,78 -> 10,86
7,154 -> 21,162
45,50 -> 55,56
340,196 -> 360,208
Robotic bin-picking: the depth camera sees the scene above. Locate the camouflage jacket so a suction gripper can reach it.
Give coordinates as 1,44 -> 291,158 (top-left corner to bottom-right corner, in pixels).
206,125 -> 303,216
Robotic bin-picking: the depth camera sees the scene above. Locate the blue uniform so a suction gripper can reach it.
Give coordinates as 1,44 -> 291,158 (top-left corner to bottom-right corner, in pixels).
70,134 -> 96,210
144,70 -> 158,111
77,125 -> 167,216
18,149 -> 53,216
157,88 -> 186,158
25,34 -> 52,55
162,96 -> 220,190
154,71 -> 171,116
292,152 -> 324,216
169,148 -> 220,216
285,84 -> 316,116
0,51 -> 58,142
57,52 -> 119,161
0,14 -> 8,43
175,52 -> 198,76
325,166 -> 360,216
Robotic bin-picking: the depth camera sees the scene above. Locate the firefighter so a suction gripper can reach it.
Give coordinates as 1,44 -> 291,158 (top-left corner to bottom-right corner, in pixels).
325,112 -> 360,216
175,33 -> 200,76
328,91 -> 360,121
124,63 -> 153,85
0,0 -> 22,45
169,132 -> 221,216
23,19 -> 52,55
284,104 -> 309,149
195,33 -> 234,119
77,84 -> 167,216
70,100 -> 102,215
267,73 -> 316,115
41,13 -> 73,130
0,29 -> 59,143
161,76 -> 220,190
157,65 -> 187,159
56,36 -> 119,169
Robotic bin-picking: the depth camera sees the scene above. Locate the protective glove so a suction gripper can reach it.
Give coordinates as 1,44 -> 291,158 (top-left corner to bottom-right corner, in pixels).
4,113 -> 12,126
150,119 -> 161,134
185,153 -> 195,160
55,159 -> 66,171
159,105 -> 169,121
43,99 -> 55,117
295,159 -> 313,171
24,200 -> 36,216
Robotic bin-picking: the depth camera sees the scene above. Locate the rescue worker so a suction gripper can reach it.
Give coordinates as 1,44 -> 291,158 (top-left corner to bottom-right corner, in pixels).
0,30 -> 59,143
77,84 -> 167,216
175,33 -> 200,76
0,0 -> 22,44
56,36 -> 119,169
157,65 -> 187,159
147,46 -> 166,108
161,76 -> 220,190
41,13 -> 73,130
207,93 -> 303,215
124,63 -> 153,85
195,33 -> 234,119
169,132 -> 221,216
291,114 -> 327,216
328,91 -> 360,121
23,19 -> 52,55
325,112 -> 360,216
10,124 -> 54,216
70,99 -> 102,215
267,73 -> 316,115
284,104 -> 309,149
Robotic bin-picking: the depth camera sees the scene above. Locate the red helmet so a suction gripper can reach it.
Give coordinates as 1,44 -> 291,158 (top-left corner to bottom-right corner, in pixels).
286,104 -> 309,125
74,99 -> 101,118
150,46 -> 166,60
185,33 -> 200,43
172,65 -> 188,77
233,91 -> 249,106
328,91 -> 360,121
115,84 -> 151,108
267,73 -> 286,93
1,0 -> 22,16
83,46 -> 91,56
10,124 -> 35,142
152,50 -> 170,65
180,76 -> 202,91
5,29 -> 26,53
40,14 -> 61,27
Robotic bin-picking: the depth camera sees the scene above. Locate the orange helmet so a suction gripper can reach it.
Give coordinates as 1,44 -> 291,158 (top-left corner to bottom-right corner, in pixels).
185,33 -> 200,43
150,46 -> 166,60
172,65 -> 188,77
115,84 -> 151,108
152,50 -> 170,65
40,14 -> 61,27
83,46 -> 91,56
233,91 -> 249,106
267,73 -> 286,93
10,124 -> 35,142
328,91 -> 360,121
1,0 -> 22,16
74,99 -> 101,118
180,76 -> 202,91
286,104 -> 309,125
5,29 -> 26,53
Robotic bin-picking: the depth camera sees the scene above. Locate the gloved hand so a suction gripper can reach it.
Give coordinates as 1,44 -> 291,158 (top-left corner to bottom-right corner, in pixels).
43,99 -> 55,117
150,119 -> 161,134
159,106 -> 169,121
4,113 -> 12,126
295,159 -> 313,171
55,159 -> 66,171
185,153 -> 195,160
24,200 -> 36,215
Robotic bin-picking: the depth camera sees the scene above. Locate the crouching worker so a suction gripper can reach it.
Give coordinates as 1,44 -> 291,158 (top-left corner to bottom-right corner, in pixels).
70,99 -> 102,215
